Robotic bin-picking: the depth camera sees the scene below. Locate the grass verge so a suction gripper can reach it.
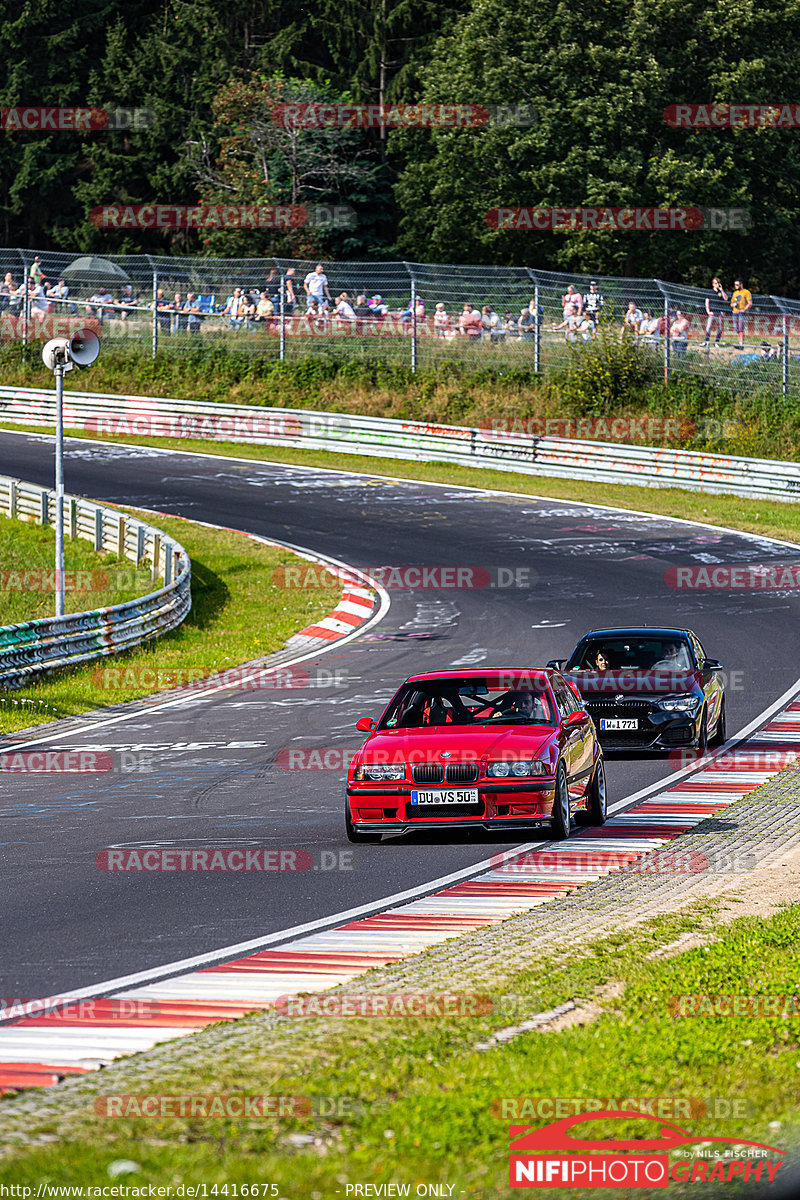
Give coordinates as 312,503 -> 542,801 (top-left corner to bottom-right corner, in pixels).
0,509 -> 334,733
0,901 -> 797,1195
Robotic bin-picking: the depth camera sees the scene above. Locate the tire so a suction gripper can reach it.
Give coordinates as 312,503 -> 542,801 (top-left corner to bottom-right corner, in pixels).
345,800 -> 383,844
578,757 -> 607,826
710,698 -> 727,746
551,762 -> 572,840
695,707 -> 709,753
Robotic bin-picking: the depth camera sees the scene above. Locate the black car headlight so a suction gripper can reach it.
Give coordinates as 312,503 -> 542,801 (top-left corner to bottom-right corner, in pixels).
354,764 -> 405,781
657,694 -> 701,712
487,760 -> 548,778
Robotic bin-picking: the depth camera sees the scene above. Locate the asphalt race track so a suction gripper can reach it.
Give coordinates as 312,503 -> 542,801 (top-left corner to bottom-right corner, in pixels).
1,429 -> 799,1001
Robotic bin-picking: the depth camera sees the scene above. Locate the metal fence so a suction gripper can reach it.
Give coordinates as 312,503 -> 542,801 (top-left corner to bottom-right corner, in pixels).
2,248 -> 800,398
0,475 -> 191,689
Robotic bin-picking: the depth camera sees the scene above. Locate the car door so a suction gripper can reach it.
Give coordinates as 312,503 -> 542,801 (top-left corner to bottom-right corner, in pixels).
690,632 -> 723,726
553,676 -> 591,797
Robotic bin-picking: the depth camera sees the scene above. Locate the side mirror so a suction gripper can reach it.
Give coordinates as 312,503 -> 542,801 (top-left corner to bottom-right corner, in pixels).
355,716 -> 376,732
546,659 -> 565,669
565,709 -> 587,726
702,658 -> 723,670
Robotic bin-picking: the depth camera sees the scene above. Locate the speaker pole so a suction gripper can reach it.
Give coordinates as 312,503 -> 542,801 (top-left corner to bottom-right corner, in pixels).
54,361 -> 65,618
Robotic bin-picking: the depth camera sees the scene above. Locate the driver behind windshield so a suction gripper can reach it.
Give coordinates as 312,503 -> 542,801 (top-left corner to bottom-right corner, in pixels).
653,640 -> 690,669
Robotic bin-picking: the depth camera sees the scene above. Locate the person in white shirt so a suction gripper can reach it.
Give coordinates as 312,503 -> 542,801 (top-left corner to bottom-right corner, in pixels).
30,282 -> 49,323
304,263 -> 332,310
621,301 -> 643,339
638,310 -> 660,343
335,292 -> 356,320
481,305 -> 504,342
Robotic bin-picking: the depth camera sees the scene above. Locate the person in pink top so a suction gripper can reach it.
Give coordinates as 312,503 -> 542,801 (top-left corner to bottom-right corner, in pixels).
561,284 -> 583,316
459,302 -> 483,338
670,309 -> 690,358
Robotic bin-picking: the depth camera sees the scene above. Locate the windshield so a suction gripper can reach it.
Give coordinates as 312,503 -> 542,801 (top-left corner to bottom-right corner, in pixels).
568,637 -> 694,671
380,677 -> 557,729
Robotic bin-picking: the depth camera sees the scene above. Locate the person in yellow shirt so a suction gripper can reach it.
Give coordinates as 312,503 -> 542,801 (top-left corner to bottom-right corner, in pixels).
730,279 -> 752,348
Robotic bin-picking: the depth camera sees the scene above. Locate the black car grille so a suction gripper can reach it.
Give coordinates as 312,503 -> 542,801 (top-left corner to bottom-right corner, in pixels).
411,762 -> 479,784
412,764 -> 444,784
446,762 -> 479,783
585,699 -> 655,714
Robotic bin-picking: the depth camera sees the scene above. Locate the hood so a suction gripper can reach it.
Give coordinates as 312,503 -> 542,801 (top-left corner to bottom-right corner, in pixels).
355,725 -> 555,765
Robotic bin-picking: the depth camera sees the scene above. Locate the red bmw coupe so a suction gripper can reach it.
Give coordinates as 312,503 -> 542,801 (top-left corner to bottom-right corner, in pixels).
345,668 -> 606,842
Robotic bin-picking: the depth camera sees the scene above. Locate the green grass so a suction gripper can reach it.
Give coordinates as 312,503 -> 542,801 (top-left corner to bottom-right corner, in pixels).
0,514 -> 154,627
0,902 -> 797,1195
0,510 -> 334,733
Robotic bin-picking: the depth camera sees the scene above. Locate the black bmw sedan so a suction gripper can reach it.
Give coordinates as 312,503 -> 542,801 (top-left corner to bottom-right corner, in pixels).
547,627 -> 726,751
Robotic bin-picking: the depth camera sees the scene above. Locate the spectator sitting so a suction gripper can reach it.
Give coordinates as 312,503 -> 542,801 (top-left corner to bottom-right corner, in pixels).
335,292 -> 356,320
117,283 -> 138,321
519,305 -> 536,341
255,291 -> 275,324
46,278 -> 70,312
459,302 -> 483,339
504,311 -> 520,339
621,300 -> 643,339
554,303 -> 582,342
670,309 -> 690,358
415,296 -> 425,318
369,294 -> 388,317
354,294 -> 373,318
0,272 -> 16,315
86,285 -> 114,327
240,291 -> 256,328
638,310 -> 660,343
576,312 -> 596,342
760,340 -> 778,361
434,302 -> 451,337
182,292 -> 203,334
482,304 -> 504,342
223,288 -> 245,329
561,284 -> 582,317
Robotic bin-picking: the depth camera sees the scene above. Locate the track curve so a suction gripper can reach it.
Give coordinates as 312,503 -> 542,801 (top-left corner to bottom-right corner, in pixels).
1,429 -> 799,1000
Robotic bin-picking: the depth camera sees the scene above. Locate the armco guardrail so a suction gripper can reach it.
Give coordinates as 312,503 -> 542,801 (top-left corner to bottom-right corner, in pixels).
0,475 -> 191,689
2,384 -> 800,502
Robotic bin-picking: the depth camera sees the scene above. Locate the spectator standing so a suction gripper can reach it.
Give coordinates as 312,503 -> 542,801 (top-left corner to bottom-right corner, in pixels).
29,256 -> 46,288
182,293 -> 203,335
704,277 -> 728,347
223,288 -> 245,329
272,267 -> 296,315
730,279 -> 752,348
30,281 -> 49,324
459,302 -> 483,339
304,263 -> 332,310
583,280 -> 604,325
561,284 -> 582,316
670,309 -> 690,358
554,303 -> 582,342
0,272 -> 16,314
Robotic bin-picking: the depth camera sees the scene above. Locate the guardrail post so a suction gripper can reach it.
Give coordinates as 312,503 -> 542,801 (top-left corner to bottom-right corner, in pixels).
40,490 -> 49,525
137,525 -> 145,565
279,267 -> 286,363
94,508 -> 103,552
117,514 -> 126,558
69,497 -> 77,540
8,480 -> 17,518
151,533 -> 161,581
164,544 -> 173,585
410,279 -> 418,373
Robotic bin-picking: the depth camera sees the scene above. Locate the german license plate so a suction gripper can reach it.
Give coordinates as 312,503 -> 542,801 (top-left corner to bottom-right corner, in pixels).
410,789 -> 479,805
600,718 -> 638,730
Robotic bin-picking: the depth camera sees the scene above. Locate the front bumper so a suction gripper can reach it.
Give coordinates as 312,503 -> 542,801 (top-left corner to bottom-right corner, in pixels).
588,708 -> 701,750
346,779 -> 554,828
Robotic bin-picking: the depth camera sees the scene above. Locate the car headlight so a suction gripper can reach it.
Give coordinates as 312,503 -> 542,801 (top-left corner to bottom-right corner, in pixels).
657,694 -> 701,712
354,763 -> 405,781
487,760 -> 548,778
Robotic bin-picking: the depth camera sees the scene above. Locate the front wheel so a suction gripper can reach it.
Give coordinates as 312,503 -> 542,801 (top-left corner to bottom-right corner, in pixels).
710,698 -> 726,746
345,799 -> 383,844
551,763 -> 572,840
577,757 -> 607,826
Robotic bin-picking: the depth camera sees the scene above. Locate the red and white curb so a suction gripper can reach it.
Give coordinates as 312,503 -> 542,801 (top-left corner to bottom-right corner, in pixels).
1,697 -> 798,1094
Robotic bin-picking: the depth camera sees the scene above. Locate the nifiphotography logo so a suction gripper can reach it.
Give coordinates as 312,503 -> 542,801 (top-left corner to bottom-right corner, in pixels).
508,1111 -> 784,1188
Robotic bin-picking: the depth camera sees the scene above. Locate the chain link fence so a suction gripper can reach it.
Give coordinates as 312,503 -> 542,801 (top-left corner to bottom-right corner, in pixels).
2,248 -> 800,397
